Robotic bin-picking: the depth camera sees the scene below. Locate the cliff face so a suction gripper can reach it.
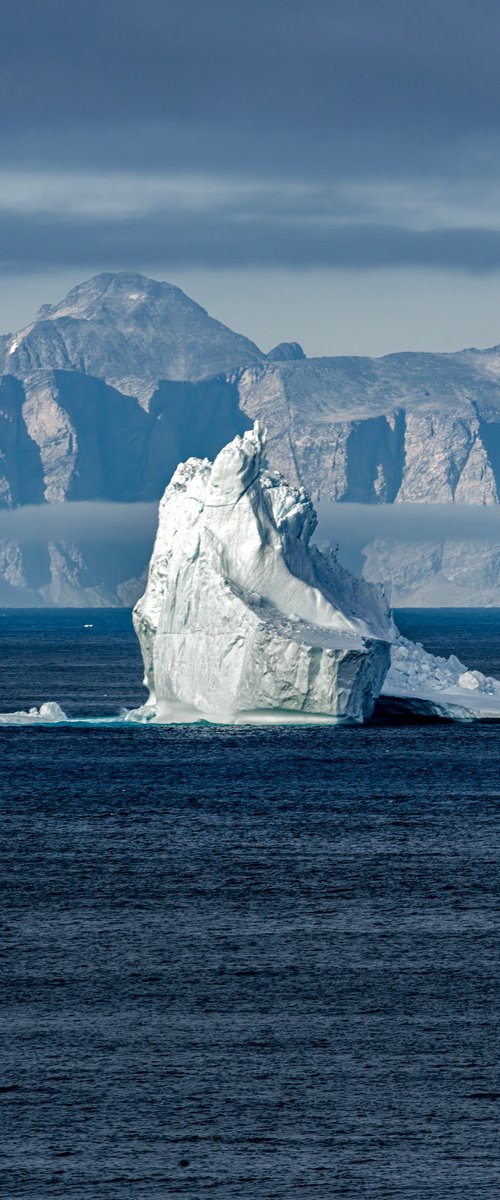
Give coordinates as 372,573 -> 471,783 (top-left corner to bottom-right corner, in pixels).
363,538 -> 500,608
5,359 -> 500,512
236,354 -> 500,505
1,369 -> 248,506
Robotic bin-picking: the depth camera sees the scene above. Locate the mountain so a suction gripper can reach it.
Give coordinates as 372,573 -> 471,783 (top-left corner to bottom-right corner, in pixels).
6,270 -> 500,509
236,351 -> 500,504
0,531 -> 149,609
265,341 -> 306,362
2,270 -> 500,606
1,272 -> 264,403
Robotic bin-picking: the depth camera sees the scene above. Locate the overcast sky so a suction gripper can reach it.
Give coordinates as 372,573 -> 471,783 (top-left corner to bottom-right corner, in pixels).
3,0 -> 500,354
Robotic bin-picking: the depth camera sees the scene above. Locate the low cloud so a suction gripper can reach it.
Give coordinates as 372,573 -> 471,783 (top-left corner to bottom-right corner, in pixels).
316,501 -> 500,574
0,500 -> 499,601
0,502 -> 158,544
317,501 -> 500,543
1,497 -> 499,566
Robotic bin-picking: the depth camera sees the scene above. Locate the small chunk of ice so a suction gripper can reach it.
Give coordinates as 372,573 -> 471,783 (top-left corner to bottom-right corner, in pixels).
0,701 -> 67,724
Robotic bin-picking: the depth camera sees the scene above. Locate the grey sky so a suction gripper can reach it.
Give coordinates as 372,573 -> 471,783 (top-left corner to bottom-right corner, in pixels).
3,0 -> 500,351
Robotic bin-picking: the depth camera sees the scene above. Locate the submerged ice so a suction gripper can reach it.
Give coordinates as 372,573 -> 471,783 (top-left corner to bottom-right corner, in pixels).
0,701 -> 67,725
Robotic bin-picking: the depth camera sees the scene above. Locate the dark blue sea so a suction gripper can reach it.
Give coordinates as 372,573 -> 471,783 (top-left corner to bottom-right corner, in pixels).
0,609 -> 499,1199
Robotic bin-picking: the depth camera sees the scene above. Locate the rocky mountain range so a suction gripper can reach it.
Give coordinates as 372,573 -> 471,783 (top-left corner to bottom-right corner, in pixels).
2,270 -> 500,605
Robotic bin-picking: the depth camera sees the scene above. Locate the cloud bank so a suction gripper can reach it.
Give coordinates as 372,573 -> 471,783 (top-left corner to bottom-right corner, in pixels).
1,498 -> 499,573
0,502 -> 158,544
4,210 -> 500,276
2,0 -> 500,281
316,501 -> 500,574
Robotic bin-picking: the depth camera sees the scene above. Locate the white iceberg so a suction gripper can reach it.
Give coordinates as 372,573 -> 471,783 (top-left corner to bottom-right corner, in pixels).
8,426 -> 498,728
381,638 -> 500,721
132,423 -> 391,724
132,423 -> 500,725
0,701 -> 67,725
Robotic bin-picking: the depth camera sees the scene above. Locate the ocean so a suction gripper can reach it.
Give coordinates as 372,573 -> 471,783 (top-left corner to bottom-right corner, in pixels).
0,609 -> 499,1198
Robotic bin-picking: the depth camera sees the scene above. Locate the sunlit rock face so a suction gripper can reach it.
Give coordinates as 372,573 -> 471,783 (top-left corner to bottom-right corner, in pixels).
236,352 -> 500,505
133,424 -> 392,725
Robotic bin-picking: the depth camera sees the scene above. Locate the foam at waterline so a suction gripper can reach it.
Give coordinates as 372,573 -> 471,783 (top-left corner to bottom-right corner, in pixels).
0,703 -> 363,727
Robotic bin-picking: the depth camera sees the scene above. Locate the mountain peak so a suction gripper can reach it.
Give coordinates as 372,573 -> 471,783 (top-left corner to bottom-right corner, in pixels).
6,272 -> 264,399
266,341 -> 306,362
35,271 -> 209,324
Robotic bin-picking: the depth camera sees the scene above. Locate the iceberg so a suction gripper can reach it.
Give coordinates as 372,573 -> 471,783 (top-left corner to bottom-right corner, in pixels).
381,638 -> 500,721
0,701 -> 67,725
132,423 -> 500,725
132,423 -> 391,724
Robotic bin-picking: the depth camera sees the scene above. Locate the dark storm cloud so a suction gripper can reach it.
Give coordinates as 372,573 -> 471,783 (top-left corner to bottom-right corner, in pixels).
3,0 -> 500,275
1,0 -> 500,174
2,207 -> 500,273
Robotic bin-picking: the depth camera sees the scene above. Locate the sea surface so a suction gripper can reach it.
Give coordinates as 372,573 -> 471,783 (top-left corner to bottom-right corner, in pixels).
0,609 -> 499,1199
